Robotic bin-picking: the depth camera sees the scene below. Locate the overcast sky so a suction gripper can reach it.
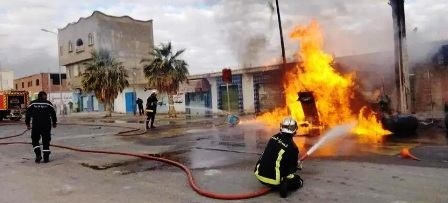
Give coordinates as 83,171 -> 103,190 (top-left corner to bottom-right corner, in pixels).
0,0 -> 447,78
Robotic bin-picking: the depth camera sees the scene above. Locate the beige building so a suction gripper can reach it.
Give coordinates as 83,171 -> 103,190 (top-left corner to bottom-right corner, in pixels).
58,11 -> 154,113
0,69 -> 14,91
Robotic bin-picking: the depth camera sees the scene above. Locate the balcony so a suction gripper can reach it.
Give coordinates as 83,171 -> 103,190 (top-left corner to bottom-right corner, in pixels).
75,45 -> 85,53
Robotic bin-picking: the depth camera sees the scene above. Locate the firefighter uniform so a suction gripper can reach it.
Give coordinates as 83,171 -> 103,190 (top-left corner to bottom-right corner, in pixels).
254,117 -> 303,198
25,97 -> 57,163
145,92 -> 158,129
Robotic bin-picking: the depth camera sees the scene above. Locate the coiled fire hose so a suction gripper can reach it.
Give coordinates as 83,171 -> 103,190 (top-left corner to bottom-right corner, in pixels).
0,124 -> 271,200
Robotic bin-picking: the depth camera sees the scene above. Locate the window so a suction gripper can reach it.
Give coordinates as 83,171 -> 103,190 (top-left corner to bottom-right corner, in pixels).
76,38 -> 83,46
21,82 -> 24,88
15,84 -> 18,90
76,38 -> 84,52
28,81 -> 32,87
88,33 -> 94,45
68,41 -> 73,52
36,79 -> 40,86
59,46 -> 63,56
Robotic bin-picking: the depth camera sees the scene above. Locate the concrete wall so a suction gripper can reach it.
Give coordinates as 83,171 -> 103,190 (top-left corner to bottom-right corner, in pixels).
412,64 -> 448,115
208,77 -> 218,112
0,70 -> 14,90
242,73 -> 255,113
96,12 -> 153,85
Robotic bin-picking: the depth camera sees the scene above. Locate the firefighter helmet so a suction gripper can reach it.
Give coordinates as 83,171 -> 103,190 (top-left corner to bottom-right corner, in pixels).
280,117 -> 298,135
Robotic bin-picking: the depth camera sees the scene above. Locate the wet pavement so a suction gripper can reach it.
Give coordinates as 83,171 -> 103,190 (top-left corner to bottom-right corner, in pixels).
118,118 -> 448,170
1,115 -> 448,202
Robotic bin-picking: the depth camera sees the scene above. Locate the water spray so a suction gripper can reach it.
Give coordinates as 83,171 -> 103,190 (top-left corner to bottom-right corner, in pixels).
299,122 -> 357,161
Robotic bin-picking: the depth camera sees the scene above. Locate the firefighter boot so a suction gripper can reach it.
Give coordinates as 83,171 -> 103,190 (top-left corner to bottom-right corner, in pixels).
145,121 -> 150,130
43,151 -> 51,163
34,146 -> 42,163
279,178 -> 289,198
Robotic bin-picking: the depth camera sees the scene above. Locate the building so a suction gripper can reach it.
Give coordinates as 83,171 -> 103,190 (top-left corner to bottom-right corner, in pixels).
0,69 -> 14,90
13,73 -> 71,113
58,11 -> 154,113
181,63 -> 291,116
411,44 -> 448,117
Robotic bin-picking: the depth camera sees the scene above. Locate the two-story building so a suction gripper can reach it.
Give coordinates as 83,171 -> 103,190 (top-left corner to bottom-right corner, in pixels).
14,73 -> 71,113
58,11 -> 154,113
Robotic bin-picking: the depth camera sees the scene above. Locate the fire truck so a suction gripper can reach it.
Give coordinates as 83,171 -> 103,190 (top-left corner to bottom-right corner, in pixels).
0,90 -> 29,121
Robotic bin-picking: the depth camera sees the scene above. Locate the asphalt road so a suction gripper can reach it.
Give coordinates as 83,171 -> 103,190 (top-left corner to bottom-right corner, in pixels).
0,117 -> 447,203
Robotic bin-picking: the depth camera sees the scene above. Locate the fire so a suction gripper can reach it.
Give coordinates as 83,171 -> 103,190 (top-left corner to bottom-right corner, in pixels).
353,107 -> 391,143
258,20 -> 391,142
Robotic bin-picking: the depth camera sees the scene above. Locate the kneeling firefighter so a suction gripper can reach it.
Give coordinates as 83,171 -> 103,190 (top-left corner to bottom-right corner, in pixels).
254,117 -> 303,198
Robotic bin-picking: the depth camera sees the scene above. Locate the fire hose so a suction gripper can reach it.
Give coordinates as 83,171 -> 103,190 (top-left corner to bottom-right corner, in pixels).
0,122 -> 364,199
0,124 -> 272,200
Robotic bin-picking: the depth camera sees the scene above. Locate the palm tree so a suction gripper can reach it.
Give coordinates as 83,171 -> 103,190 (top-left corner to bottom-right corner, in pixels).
141,42 -> 189,118
82,49 -> 129,117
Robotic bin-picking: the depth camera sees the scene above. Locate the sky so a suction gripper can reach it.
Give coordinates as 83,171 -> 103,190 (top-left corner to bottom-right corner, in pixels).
0,0 -> 447,78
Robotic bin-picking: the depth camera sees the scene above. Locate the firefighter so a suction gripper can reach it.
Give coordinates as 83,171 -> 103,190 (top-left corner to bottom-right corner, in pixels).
254,117 -> 303,198
145,91 -> 158,130
136,98 -> 144,116
25,91 -> 57,163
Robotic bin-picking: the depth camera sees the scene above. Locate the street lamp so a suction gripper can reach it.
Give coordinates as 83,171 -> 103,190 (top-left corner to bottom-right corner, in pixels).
41,28 -> 63,115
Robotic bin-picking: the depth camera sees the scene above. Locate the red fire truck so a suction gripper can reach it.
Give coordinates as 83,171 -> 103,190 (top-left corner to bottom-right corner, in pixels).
0,90 -> 29,121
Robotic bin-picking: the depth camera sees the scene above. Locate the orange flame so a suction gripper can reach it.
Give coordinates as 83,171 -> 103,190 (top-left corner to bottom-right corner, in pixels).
258,20 -> 391,142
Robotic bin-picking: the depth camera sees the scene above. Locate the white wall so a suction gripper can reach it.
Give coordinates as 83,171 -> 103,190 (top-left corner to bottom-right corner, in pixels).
242,73 -> 255,113
47,91 -> 73,115
208,77 -> 218,112
0,70 -> 14,90
114,88 -> 128,113
114,86 -> 186,114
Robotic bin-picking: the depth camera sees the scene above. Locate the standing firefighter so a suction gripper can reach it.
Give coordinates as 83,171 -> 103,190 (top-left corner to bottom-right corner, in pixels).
145,91 -> 158,130
25,91 -> 57,163
254,117 -> 303,198
136,98 -> 144,116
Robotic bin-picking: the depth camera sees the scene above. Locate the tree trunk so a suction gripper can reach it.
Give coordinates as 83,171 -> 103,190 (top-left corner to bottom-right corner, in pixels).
105,100 -> 112,117
168,94 -> 176,118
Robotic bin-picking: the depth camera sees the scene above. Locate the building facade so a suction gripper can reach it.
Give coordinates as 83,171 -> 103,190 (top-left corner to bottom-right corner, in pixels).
411,44 -> 448,117
14,73 -> 68,96
182,63 -> 290,116
58,11 -> 154,113
180,44 -> 448,118
0,69 -> 14,90
14,73 -> 71,114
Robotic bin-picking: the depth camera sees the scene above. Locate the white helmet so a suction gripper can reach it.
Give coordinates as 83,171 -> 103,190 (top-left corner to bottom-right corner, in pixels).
280,117 -> 298,135
150,90 -> 158,95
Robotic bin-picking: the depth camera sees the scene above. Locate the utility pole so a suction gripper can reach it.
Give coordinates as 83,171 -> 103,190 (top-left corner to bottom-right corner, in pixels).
275,0 -> 286,65
390,0 -> 411,114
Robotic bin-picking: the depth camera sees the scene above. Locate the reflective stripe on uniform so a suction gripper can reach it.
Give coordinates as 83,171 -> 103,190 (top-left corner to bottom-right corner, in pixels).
28,103 -> 55,109
254,149 -> 285,185
286,173 -> 295,179
33,146 -> 40,149
42,150 -> 51,152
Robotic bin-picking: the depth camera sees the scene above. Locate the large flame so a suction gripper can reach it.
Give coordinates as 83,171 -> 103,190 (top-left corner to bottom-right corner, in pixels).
258,20 -> 390,142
